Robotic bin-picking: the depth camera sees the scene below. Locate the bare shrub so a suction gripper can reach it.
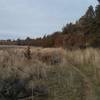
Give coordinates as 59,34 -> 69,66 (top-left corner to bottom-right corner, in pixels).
24,46 -> 32,60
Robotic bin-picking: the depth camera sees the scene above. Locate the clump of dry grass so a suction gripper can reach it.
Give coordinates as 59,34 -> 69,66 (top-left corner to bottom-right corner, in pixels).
65,48 -> 100,66
29,47 -> 66,65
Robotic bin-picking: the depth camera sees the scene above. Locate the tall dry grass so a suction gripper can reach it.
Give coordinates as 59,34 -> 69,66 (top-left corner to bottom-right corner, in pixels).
0,47 -> 100,100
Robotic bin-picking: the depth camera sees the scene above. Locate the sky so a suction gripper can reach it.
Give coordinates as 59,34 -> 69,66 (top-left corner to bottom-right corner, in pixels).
0,0 -> 98,40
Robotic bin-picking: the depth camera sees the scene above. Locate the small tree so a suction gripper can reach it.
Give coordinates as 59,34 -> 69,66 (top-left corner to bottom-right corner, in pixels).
24,46 -> 32,60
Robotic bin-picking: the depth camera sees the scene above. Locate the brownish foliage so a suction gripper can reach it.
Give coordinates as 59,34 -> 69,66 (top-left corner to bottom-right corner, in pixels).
54,34 -> 86,49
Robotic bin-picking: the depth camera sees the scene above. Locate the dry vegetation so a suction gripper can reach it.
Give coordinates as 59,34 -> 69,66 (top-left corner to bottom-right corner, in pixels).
0,47 -> 100,100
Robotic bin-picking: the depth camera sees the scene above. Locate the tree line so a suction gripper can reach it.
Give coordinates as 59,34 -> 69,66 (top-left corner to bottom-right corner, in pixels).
0,0 -> 100,48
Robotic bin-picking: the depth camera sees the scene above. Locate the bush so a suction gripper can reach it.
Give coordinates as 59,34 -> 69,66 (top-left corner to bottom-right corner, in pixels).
24,46 -> 32,60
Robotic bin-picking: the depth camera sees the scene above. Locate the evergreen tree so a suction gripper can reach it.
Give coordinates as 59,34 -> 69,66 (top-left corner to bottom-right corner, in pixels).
79,5 -> 95,34
62,23 -> 76,34
79,5 -> 95,23
95,5 -> 100,22
85,5 -> 95,18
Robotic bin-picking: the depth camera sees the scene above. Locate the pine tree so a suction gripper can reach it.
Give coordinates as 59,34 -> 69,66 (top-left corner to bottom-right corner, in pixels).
95,5 -> 100,22
85,6 -> 95,18
79,5 -> 95,23
79,5 -> 95,34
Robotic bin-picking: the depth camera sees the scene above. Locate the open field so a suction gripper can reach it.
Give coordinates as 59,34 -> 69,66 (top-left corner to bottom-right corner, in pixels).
0,46 -> 100,100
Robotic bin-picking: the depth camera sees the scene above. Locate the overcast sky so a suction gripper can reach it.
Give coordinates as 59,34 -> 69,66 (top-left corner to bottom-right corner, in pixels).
0,0 -> 98,39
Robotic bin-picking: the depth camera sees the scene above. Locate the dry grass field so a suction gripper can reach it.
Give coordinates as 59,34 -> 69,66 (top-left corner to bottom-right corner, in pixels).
0,46 -> 100,100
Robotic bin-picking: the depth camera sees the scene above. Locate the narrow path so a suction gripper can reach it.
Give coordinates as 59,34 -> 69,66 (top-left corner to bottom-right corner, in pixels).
69,62 -> 96,100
